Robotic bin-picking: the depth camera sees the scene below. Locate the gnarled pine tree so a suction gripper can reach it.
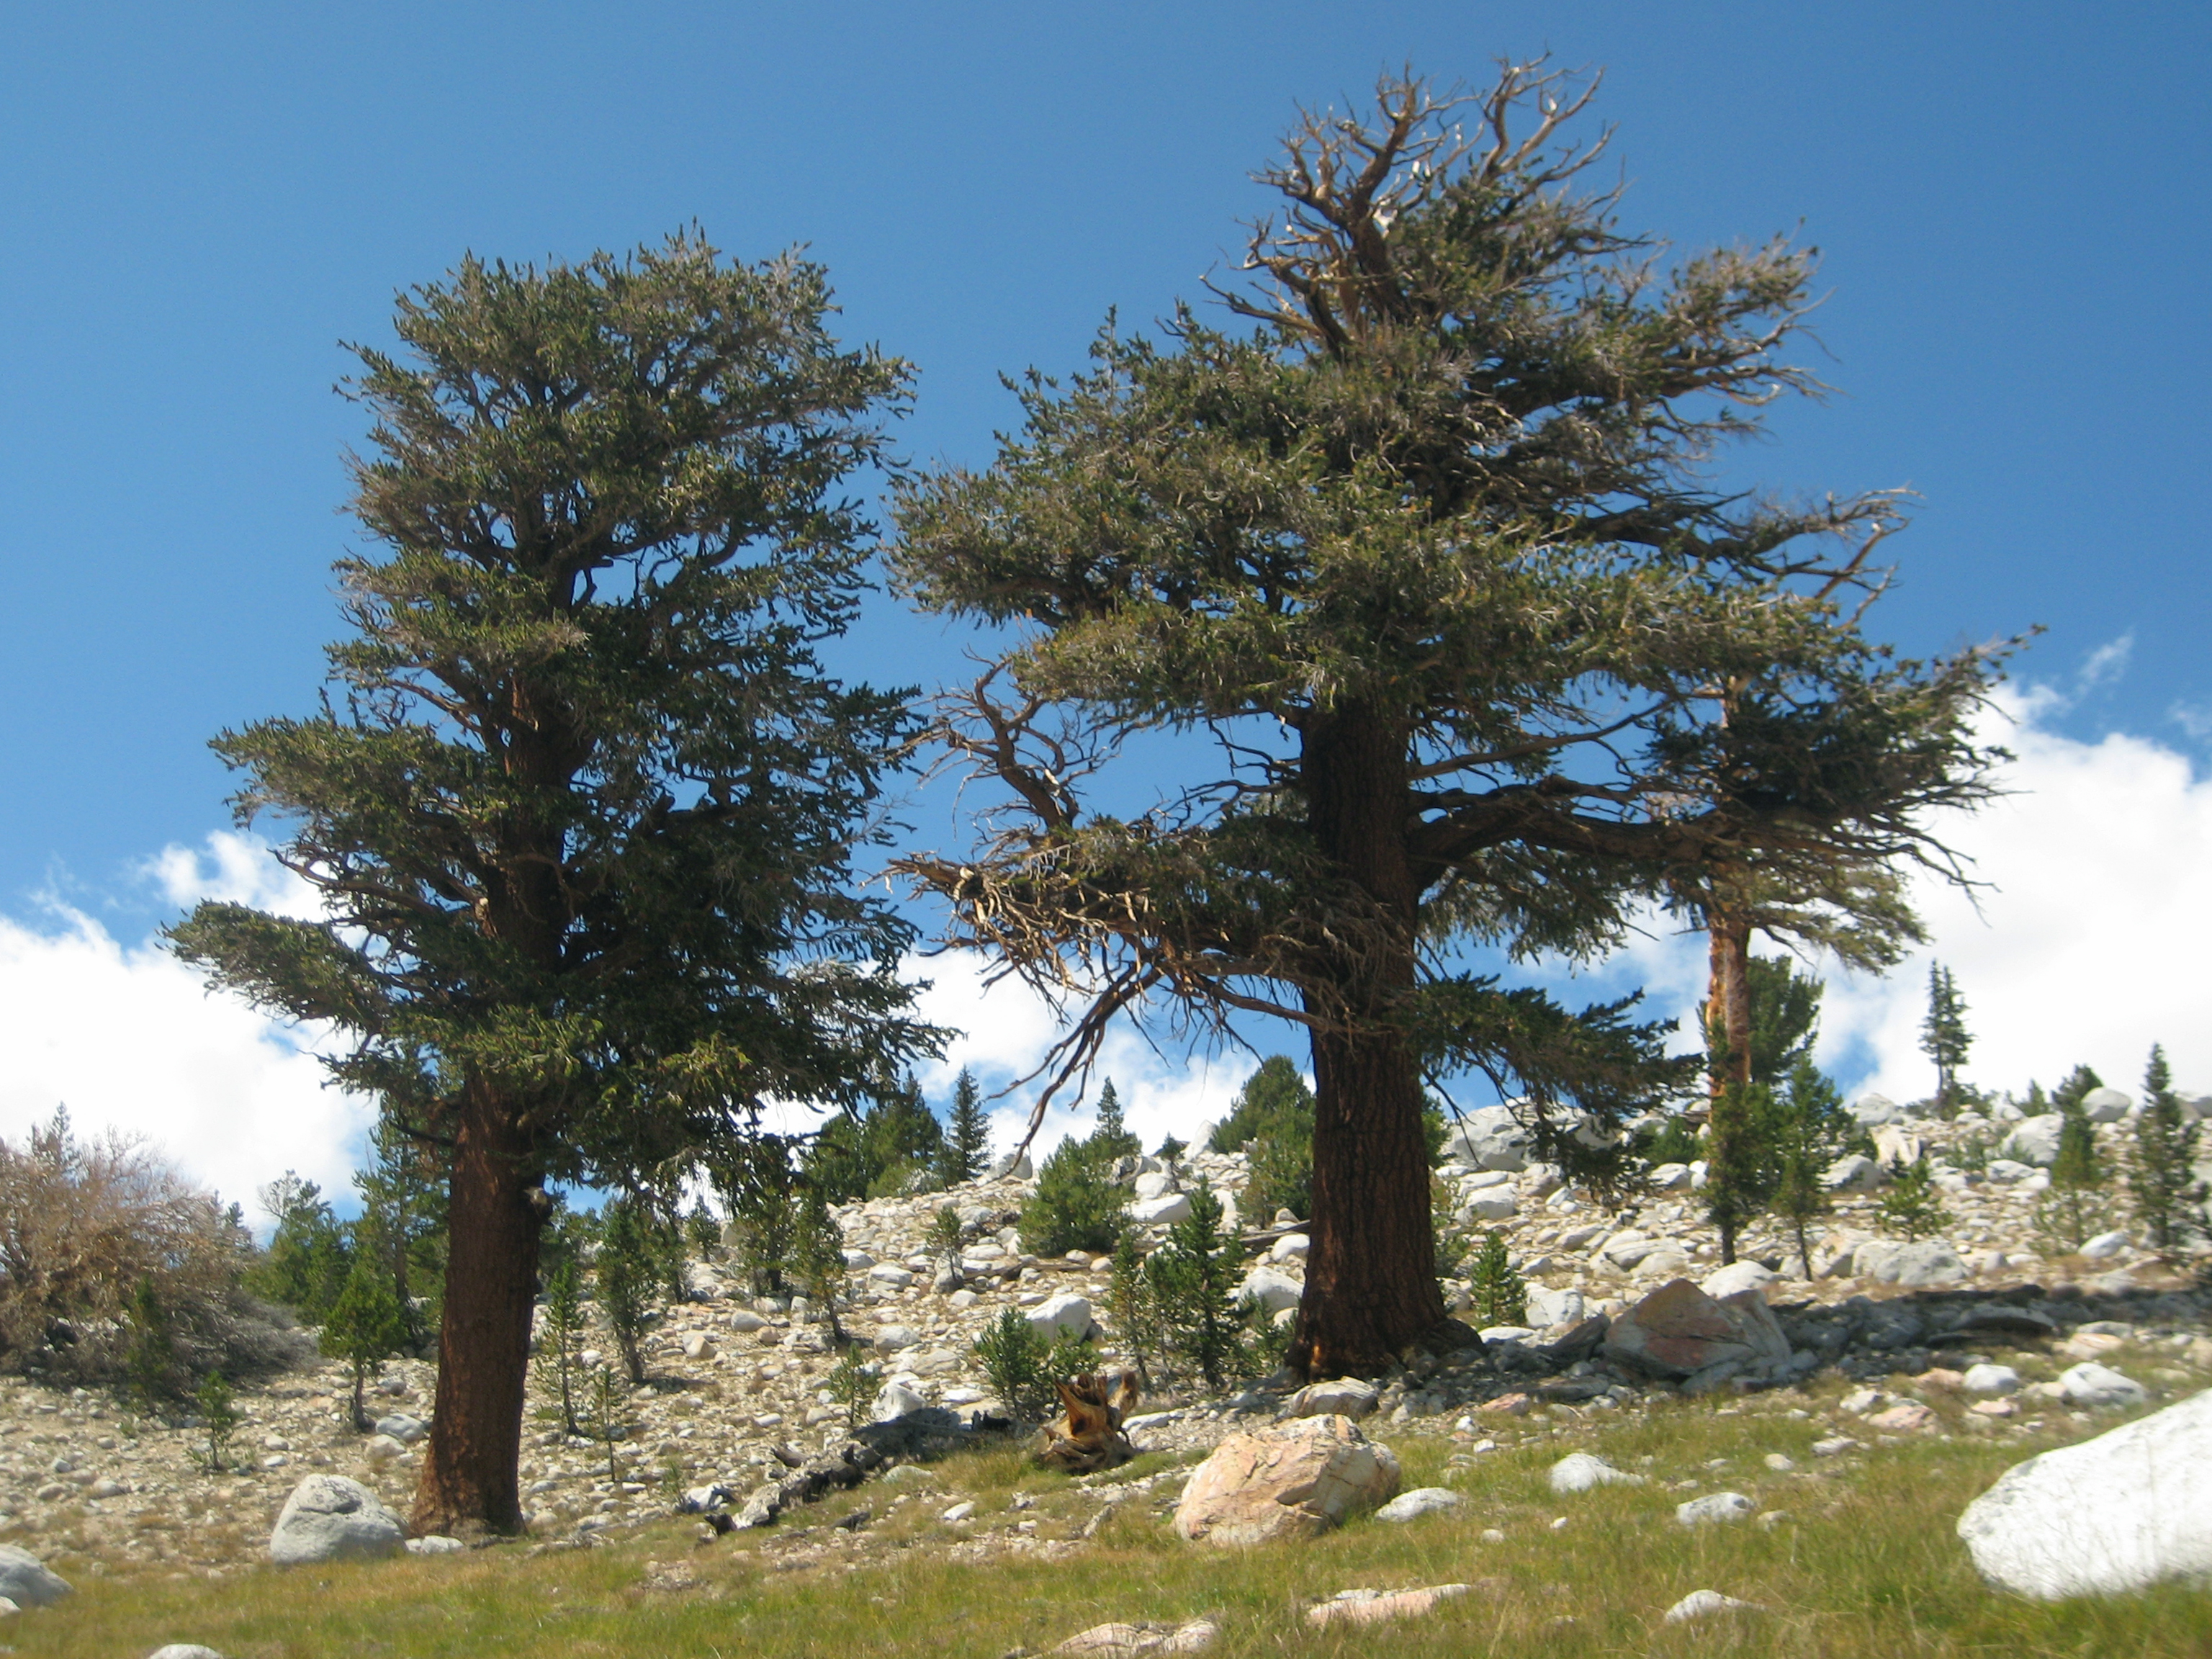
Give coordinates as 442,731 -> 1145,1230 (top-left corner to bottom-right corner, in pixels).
891,65 -> 2003,1375
167,233 -> 932,1532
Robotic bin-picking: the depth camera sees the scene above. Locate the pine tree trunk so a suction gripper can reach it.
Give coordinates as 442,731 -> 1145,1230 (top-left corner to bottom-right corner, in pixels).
1706,912 -> 1754,1266
410,1079 -> 544,1537
1290,703 -> 1445,1377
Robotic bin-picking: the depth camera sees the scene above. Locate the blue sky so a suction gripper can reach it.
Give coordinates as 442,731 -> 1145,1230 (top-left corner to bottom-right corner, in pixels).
3,4 -> 2209,1202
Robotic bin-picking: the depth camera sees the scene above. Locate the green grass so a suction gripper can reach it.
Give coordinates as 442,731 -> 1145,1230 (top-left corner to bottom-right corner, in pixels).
9,1386 -> 2209,1658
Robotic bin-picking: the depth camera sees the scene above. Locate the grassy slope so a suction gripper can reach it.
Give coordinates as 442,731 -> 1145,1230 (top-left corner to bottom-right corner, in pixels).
11,1386 -> 2208,1659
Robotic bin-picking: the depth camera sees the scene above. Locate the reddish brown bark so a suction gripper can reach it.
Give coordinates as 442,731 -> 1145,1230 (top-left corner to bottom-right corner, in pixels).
410,1079 -> 545,1537
1704,907 -> 1754,1266
1290,703 -> 1446,1377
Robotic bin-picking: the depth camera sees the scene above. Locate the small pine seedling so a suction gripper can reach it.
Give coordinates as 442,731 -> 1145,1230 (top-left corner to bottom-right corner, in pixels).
1467,1228 -> 1528,1327
196,1371 -> 238,1473
1877,1154 -> 1954,1241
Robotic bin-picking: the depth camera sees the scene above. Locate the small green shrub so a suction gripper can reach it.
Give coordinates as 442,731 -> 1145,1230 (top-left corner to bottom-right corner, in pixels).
322,1247 -> 406,1429
595,1197 -> 657,1385
825,1346 -> 880,1430
1877,1154 -> 1953,1240
532,1254 -> 587,1435
927,1205 -> 966,1279
972,1306 -> 1053,1420
1146,1180 -> 1250,1390
1104,1233 -> 1164,1388
195,1370 -> 238,1473
1018,1138 -> 1125,1257
2131,1043 -> 2206,1255
1466,1228 -> 1527,1327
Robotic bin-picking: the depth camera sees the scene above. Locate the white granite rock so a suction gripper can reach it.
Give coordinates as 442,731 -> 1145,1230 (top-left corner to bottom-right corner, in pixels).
2059,1362 -> 2150,1410
1026,1292 -> 1094,1339
1375,1486 -> 1462,1522
1958,1388 -> 2212,1598
1676,1491 -> 1755,1526
1130,1193 -> 1194,1226
0,1546 -> 71,1608
1238,1267 -> 1303,1315
1698,1260 -> 1779,1300
1549,1452 -> 1645,1494
1853,1240 -> 1969,1288
268,1475 -> 405,1566
2002,1117 -> 2065,1166
2081,1087 -> 2134,1123
1663,1590 -> 1759,1623
1288,1377 -> 1380,1419
1963,1364 -> 2022,1395
1173,1414 -> 1401,1545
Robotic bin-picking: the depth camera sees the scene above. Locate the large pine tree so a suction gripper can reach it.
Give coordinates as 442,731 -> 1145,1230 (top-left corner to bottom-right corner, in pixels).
168,233 -> 932,1532
891,66 -> 2002,1374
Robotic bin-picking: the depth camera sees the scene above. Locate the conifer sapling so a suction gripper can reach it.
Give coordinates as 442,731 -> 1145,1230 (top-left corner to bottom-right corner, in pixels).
2130,1043 -> 2205,1256
323,1248 -> 407,1430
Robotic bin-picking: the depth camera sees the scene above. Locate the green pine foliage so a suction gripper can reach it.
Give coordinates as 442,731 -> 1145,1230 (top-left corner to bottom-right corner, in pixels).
971,1307 -> 1053,1421
1877,1154 -> 1954,1241
1208,1057 -> 1315,1222
351,1120 -> 446,1352
1104,1233 -> 1164,1388
595,1198 -> 657,1385
1920,964 -> 1973,1114
926,1205 -> 966,1281
1699,960 -> 1855,1264
1741,956 -> 1824,1087
1018,1136 -> 1127,1258
1466,1229 -> 1527,1328
788,1184 -> 849,1344
248,1174 -> 351,1324
2036,1071 -> 2108,1253
2129,1043 -> 2206,1255
2053,1064 -> 2104,1116
1635,1114 -> 1704,1169
889,65 -> 2002,1369
195,1371 -> 238,1473
533,1255 -> 587,1436
711,1137 -> 802,1298
807,1072 -> 947,1202
162,231 -> 936,1529
825,1346 -> 879,1430
935,1068 -> 993,1187
1089,1080 -> 1143,1163
1146,1181 -> 1249,1391
1208,1057 -> 1308,1152
321,1247 -> 407,1430
1765,1057 -> 1855,1277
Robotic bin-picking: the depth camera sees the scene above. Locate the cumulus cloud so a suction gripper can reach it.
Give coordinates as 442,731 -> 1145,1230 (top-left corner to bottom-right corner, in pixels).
1814,685 -> 2212,1102
0,836 -> 372,1217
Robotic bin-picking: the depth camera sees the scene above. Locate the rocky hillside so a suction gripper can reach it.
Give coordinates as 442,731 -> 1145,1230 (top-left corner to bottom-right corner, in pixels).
1,1093 -> 2208,1580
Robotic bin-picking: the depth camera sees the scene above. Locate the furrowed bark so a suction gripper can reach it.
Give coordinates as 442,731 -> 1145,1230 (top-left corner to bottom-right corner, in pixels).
1290,703 -> 1445,1375
410,1079 -> 544,1537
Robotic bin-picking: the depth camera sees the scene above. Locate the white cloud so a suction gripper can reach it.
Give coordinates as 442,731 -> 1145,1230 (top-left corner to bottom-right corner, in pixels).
2074,631 -> 2135,696
142,830 -> 325,920
0,842 -> 372,1218
1813,685 -> 2212,1103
